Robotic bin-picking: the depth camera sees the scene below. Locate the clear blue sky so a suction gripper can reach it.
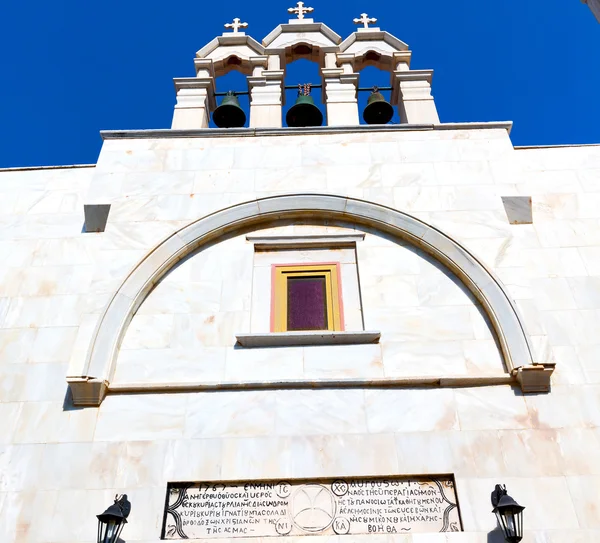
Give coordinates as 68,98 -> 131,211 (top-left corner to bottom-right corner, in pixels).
0,0 -> 599,168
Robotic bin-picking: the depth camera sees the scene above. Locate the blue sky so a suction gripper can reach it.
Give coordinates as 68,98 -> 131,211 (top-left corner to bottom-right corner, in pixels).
0,0 -> 598,168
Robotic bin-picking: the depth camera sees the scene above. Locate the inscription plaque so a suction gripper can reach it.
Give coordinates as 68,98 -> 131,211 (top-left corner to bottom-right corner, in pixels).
162,476 -> 461,539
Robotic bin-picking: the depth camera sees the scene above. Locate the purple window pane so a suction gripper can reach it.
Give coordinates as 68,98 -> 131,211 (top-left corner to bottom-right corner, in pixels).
287,276 -> 328,331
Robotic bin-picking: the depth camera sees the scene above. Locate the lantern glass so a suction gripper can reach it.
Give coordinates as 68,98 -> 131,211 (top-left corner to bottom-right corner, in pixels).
494,506 -> 524,543
97,495 -> 130,543
97,517 -> 126,543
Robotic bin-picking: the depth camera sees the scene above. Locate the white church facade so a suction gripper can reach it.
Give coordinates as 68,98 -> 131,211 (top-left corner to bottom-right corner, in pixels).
2,5 -> 600,542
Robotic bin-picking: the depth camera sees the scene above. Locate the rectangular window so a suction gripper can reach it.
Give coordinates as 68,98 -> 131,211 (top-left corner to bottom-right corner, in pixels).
272,264 -> 343,332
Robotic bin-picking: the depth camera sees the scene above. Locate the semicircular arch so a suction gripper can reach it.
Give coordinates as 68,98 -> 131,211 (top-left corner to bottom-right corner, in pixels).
69,194 -> 543,405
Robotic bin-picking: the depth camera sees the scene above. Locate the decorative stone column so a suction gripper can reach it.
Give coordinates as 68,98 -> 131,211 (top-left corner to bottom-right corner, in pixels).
391,69 -> 440,125
247,56 -> 284,128
171,60 -> 216,129
322,68 -> 359,126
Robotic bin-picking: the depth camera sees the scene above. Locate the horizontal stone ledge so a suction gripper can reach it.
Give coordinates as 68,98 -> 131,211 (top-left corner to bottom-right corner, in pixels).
247,233 -> 365,250
100,121 -> 513,140
107,374 -> 515,396
235,331 -> 381,348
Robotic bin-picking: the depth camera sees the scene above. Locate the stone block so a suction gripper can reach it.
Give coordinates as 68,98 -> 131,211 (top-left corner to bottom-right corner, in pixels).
83,203 -> 111,232
289,433 -> 398,478
501,196 -> 533,224
382,340 -> 467,377
365,388 -> 458,433
221,436 -> 292,480
185,390 -> 276,439
275,389 -> 367,436
13,400 -> 97,443
303,343 -> 383,378
0,329 -> 36,365
114,347 -> 226,384
455,386 -> 531,431
225,345 -> 304,380
94,393 -> 188,441
162,438 -> 223,482
0,404 -> 22,445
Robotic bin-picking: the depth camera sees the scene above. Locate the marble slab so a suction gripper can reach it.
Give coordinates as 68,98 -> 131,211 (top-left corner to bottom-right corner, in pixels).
162,476 -> 461,539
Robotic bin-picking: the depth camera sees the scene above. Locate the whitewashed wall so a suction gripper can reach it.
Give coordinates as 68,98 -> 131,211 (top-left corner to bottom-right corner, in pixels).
114,223 -> 503,385
1,129 -> 600,542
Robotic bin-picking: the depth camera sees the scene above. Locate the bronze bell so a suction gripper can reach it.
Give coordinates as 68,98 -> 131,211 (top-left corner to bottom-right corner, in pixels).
286,84 -> 324,128
213,91 -> 247,128
363,87 -> 394,125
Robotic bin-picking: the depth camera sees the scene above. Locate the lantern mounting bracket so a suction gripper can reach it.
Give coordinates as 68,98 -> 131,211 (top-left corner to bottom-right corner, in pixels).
491,484 -> 507,508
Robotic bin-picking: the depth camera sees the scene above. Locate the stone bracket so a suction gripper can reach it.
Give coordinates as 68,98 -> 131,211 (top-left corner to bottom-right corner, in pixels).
514,364 -> 556,393
67,377 -> 108,407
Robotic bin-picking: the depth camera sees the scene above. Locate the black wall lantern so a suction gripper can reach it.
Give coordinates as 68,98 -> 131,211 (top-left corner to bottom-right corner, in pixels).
97,494 -> 131,543
491,484 -> 525,542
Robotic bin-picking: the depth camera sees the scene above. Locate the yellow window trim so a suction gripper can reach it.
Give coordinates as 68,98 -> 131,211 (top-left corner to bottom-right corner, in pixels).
272,263 -> 343,333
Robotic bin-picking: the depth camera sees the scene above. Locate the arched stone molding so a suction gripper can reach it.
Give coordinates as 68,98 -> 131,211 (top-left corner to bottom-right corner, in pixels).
67,194 -> 553,406
196,34 -> 266,78
338,29 -> 410,73
262,21 -> 342,61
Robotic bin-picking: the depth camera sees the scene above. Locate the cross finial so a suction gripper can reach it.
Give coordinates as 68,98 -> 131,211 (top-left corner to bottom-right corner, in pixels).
288,2 -> 314,20
224,17 -> 248,34
353,13 -> 378,29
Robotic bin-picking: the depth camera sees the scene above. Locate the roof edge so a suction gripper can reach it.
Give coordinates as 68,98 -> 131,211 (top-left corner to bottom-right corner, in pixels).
101,121 -> 514,140
0,163 -> 95,173
515,143 -> 600,150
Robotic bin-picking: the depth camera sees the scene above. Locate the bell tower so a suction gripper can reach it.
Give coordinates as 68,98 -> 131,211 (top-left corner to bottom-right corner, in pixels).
171,4 -> 440,129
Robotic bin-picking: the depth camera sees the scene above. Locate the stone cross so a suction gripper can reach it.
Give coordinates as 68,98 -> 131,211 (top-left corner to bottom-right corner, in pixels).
353,13 -> 378,29
224,18 -> 248,33
288,2 -> 314,20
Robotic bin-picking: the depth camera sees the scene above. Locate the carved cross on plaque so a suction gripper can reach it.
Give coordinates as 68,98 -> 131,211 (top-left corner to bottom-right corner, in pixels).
288,2 -> 314,20
353,13 -> 378,29
224,18 -> 248,33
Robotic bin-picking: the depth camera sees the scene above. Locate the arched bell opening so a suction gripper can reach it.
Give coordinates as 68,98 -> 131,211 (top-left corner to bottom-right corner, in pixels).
357,65 -> 399,125
283,57 -> 326,127
211,63 -> 250,128
356,50 -> 394,72
285,42 -> 323,64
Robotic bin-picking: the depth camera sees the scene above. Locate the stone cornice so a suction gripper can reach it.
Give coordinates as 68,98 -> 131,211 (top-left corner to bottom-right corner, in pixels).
339,29 -> 409,52
172,77 -> 216,91
393,69 -> 435,84
196,34 -> 265,59
101,121 -> 513,140
262,22 -> 342,47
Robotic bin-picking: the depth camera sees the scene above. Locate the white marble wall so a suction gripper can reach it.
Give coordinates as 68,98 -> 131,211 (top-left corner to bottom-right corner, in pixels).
114,222 -> 502,385
1,130 -> 600,542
